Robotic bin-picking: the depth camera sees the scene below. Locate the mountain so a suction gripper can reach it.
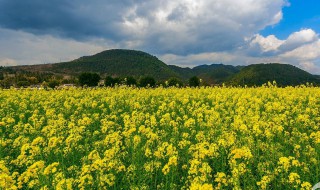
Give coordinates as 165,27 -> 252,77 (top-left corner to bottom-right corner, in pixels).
4,49 -> 320,86
227,63 -> 320,86
11,49 -> 180,80
192,64 -> 241,84
168,64 -> 241,84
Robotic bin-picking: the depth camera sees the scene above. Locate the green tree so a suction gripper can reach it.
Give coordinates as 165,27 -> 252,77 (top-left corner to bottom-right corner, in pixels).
124,76 -> 137,86
105,76 -> 115,87
48,80 -> 60,89
105,76 -> 122,87
16,80 -> 30,88
189,76 -> 200,87
0,77 -> 14,88
0,72 -> 4,80
167,77 -> 183,87
79,73 -> 101,87
139,76 -> 156,88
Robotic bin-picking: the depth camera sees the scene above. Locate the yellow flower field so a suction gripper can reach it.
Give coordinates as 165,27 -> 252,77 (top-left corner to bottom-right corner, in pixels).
0,86 -> 319,189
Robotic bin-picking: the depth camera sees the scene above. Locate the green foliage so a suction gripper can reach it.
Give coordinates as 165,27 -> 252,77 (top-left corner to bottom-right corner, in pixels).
61,77 -> 77,84
16,80 -> 30,88
0,77 -> 14,88
168,64 -> 241,84
124,76 -> 137,86
228,63 -> 320,86
0,72 -> 4,80
48,80 -> 60,89
78,72 -> 101,87
167,77 -> 183,87
139,76 -> 156,88
105,76 -> 115,87
189,76 -> 200,87
104,76 -> 122,87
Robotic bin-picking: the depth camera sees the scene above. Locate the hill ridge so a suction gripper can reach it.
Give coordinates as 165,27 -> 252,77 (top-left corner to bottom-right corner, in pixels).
3,49 -> 320,86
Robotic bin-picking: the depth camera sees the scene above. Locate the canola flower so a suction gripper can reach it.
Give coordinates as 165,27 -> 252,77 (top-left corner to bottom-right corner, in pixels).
0,85 -> 320,189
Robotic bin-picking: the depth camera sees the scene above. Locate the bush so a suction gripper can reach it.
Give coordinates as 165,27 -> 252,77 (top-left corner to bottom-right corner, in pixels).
189,76 -> 200,87
124,76 -> 137,86
48,80 -> 60,89
79,73 -> 100,87
167,77 -> 183,87
139,76 -> 156,88
105,76 -> 115,87
16,81 -> 30,88
0,72 -> 4,80
105,76 -> 122,87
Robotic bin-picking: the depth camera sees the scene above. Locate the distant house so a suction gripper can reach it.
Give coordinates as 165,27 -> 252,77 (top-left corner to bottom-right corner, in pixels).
62,84 -> 75,87
30,84 -> 42,89
98,80 -> 105,87
57,84 -> 76,89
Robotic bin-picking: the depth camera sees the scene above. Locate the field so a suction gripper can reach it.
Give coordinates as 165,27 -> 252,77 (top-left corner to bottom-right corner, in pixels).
1,86 -> 320,189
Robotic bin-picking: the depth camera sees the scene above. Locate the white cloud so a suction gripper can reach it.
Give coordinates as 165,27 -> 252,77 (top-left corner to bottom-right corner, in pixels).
298,61 -> 320,74
247,34 -> 284,55
281,40 -> 320,60
119,0 -> 287,54
247,29 -> 319,56
278,29 -> 318,52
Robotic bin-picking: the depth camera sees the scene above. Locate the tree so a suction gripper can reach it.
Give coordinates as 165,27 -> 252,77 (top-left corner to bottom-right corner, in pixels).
0,77 -> 14,88
79,73 -> 101,87
0,72 -> 4,80
105,76 -> 122,87
189,76 -> 200,87
27,77 -> 38,85
167,77 -> 183,87
48,80 -> 60,89
105,76 -> 115,87
113,77 -> 121,86
124,76 -> 137,86
139,76 -> 156,88
16,80 -> 30,88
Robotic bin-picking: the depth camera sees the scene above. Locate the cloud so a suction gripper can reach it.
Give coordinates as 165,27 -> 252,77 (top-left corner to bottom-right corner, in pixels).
120,0 -> 286,54
0,58 -> 17,67
246,34 -> 284,56
160,32 -> 320,74
0,0 -> 320,74
279,39 -> 320,73
247,29 -> 319,56
278,29 -> 318,52
160,52 -> 238,67
0,0 -> 127,40
281,40 -> 320,60
0,0 -> 287,55
0,28 -> 108,65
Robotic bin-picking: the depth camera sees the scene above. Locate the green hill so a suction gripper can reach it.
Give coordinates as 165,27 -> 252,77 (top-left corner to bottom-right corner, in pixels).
12,49 -> 180,80
227,63 -> 320,86
192,64 -> 241,84
167,65 -> 194,80
168,64 -> 241,84
5,50 -> 320,86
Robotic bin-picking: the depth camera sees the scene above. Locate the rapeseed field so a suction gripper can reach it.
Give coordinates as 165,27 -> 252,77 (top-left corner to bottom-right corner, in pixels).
0,86 -> 319,189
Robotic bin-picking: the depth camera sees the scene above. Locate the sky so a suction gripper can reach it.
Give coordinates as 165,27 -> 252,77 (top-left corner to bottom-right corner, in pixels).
0,0 -> 319,73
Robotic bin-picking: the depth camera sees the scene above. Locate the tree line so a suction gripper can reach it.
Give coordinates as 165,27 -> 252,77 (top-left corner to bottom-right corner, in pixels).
0,68 -> 203,88
78,72 -> 202,88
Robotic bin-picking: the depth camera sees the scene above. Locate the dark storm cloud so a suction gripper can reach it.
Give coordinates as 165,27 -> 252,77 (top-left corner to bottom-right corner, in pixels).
0,0 -> 129,40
